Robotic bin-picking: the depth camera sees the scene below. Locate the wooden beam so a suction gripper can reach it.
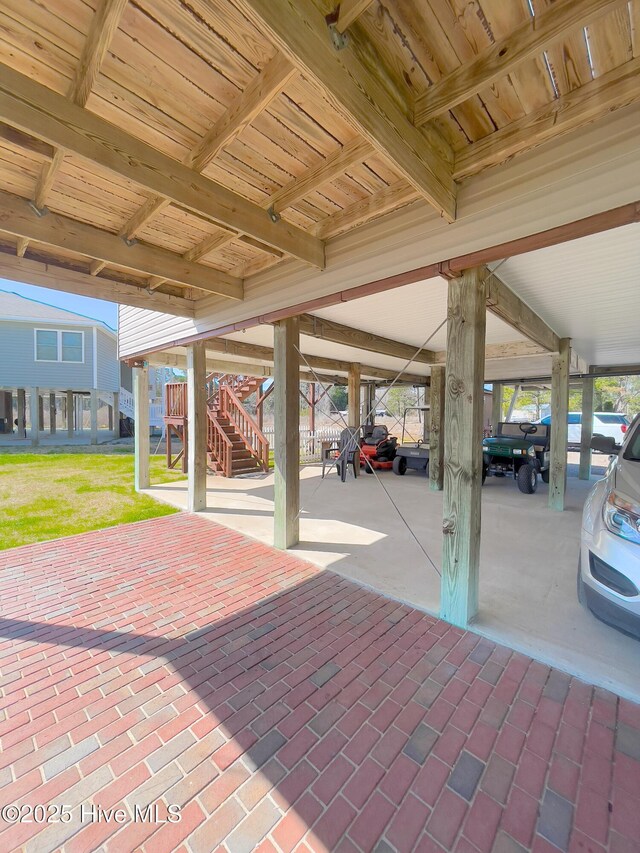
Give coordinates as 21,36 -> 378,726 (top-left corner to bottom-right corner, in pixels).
429,365 -> 445,492
314,180 -> 419,239
0,190 -> 243,300
0,63 -> 325,268
235,0 -> 455,221
484,269 -> 560,353
298,314 -> 436,364
0,250 -> 195,318
441,268 -> 487,627
187,53 -> 296,172
455,55 -> 640,181
549,339 -> 571,511
491,383 -> 503,432
0,122 -> 54,159
579,376 -> 594,481
270,137 -> 375,213
15,237 -> 28,258
348,363 -> 361,429
414,0 -> 628,127
273,317 -> 300,549
133,365 -> 150,491
187,342 -> 207,512
334,0 -> 375,33
434,340 -> 548,362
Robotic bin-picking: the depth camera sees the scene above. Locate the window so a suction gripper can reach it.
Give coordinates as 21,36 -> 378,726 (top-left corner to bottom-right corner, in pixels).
595,414 -> 628,424
568,414 -> 581,425
34,329 -> 84,363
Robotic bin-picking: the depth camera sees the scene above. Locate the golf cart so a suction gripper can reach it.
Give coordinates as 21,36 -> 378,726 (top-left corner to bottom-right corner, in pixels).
482,421 -> 550,494
393,406 -> 430,476
360,424 -> 398,472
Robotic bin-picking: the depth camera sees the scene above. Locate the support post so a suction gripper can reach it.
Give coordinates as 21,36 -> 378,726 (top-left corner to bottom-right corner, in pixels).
90,390 -> 98,445
30,387 -> 40,447
134,366 -> 150,491
112,391 -> 119,437
17,388 -> 26,437
257,382 -> 265,431
309,382 -> 316,454
441,268 -> 487,627
273,317 -> 300,550
348,363 -> 361,430
187,342 -> 207,512
549,339 -> 571,510
422,385 -> 430,442
49,392 -> 56,434
579,376 -> 594,481
505,384 -> 520,421
429,366 -> 445,492
66,390 -> 74,437
38,395 -> 44,431
491,383 -> 502,433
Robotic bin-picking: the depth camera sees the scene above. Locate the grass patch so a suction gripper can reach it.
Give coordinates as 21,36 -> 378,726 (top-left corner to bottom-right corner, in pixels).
0,453 -> 186,551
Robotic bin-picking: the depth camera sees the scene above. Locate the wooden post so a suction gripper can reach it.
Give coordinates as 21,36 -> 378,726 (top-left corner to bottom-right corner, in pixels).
257,382 -> 265,431
273,317 -> 300,550
30,387 -> 40,447
491,383 -> 502,433
187,342 -> 207,512
17,388 -> 26,437
348,363 -> 360,429
112,391 -> 119,437
38,395 -> 44,431
549,338 -> 571,511
134,366 -> 150,491
422,385 -> 430,442
49,392 -> 56,434
441,268 -> 487,628
90,389 -> 98,445
309,381 -> 316,454
429,365 -> 445,492
579,376 -> 594,481
66,390 -> 74,437
505,384 -> 520,421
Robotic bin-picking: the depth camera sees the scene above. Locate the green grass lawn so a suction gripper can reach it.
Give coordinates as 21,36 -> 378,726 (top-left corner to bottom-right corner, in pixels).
0,453 -> 186,551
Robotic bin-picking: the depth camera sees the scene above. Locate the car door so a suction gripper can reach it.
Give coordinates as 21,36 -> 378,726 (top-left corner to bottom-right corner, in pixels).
568,413 -> 581,446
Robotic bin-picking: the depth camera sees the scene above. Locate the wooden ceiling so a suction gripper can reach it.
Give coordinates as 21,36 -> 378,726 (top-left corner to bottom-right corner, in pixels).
0,0 -> 638,317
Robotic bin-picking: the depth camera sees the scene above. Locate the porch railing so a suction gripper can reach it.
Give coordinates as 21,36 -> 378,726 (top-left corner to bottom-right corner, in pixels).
220,385 -> 269,472
165,382 -> 187,419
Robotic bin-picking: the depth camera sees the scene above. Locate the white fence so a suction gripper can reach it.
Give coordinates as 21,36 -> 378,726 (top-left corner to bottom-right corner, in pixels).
262,427 -> 342,463
118,387 -> 165,429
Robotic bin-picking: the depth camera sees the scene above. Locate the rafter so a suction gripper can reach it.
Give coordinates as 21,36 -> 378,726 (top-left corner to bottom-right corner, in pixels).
148,352 -> 345,385
0,250 -> 195,318
0,190 -> 243,300
483,268 -> 560,353
454,55 -> 640,181
314,180 -> 419,239
298,313 -> 436,364
414,0 -> 628,127
0,63 -> 324,268
234,0 -> 456,221
334,0 -> 375,34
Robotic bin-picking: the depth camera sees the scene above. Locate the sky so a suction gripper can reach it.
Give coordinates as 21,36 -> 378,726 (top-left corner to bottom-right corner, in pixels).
0,279 -> 118,330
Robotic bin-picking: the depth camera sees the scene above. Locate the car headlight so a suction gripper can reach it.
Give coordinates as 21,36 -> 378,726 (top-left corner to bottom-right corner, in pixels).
527,445 -> 536,456
512,448 -> 522,455
603,490 -> 640,545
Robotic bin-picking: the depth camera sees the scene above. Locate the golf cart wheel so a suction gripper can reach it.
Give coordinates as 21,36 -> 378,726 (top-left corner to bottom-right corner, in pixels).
541,468 -> 550,484
517,463 -> 538,494
393,456 -> 407,476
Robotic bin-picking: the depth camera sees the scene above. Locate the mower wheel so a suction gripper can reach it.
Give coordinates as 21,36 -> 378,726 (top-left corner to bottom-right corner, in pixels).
392,456 -> 407,476
517,463 -> 538,494
541,468 -> 550,484
362,461 -> 373,473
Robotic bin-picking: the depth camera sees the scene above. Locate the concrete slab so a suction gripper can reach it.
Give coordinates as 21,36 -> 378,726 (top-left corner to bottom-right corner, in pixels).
145,455 -> 640,702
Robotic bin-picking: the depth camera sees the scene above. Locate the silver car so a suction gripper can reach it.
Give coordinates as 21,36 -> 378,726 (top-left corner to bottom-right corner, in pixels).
579,415 -> 640,638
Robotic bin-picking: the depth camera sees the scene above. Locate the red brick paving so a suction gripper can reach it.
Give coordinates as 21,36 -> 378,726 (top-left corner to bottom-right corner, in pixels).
0,514 -> 638,853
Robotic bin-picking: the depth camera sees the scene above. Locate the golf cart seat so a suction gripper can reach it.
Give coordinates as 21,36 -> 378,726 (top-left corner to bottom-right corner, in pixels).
362,425 -> 388,446
497,422 -> 550,449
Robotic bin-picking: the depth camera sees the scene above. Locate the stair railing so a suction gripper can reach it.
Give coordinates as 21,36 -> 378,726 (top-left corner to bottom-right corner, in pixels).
207,410 -> 234,477
220,385 -> 270,472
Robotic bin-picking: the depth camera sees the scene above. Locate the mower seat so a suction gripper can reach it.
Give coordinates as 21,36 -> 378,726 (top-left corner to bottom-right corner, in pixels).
362,425 -> 388,446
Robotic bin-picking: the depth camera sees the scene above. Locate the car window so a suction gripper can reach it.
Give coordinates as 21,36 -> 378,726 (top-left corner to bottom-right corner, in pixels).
568,414 -> 581,424
623,421 -> 640,462
595,414 -> 627,424
540,416 -> 551,425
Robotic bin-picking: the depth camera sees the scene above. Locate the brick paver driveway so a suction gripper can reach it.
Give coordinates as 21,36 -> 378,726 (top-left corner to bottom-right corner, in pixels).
0,514 -> 638,853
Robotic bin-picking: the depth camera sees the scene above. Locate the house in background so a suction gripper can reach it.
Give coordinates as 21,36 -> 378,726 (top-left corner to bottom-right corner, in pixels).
0,291 -> 120,445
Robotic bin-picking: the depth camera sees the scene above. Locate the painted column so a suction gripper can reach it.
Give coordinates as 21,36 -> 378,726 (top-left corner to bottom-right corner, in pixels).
549,339 -> 571,511
66,390 -> 74,437
491,383 -> 502,433
348,363 -> 360,430
112,391 -> 119,438
579,376 -> 594,481
90,389 -> 98,445
273,317 -> 300,550
30,387 -> 40,447
186,342 -> 207,512
429,366 -> 445,492
133,365 -> 150,491
441,268 -> 487,628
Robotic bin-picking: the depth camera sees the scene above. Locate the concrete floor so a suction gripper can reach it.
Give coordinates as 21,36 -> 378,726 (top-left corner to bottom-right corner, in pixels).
146,454 -> 640,703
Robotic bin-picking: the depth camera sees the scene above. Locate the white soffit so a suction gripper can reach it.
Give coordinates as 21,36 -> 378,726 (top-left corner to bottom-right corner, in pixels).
494,223 -> 640,367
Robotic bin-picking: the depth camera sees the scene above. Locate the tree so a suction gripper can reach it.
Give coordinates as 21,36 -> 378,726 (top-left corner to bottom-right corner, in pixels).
328,385 -> 347,412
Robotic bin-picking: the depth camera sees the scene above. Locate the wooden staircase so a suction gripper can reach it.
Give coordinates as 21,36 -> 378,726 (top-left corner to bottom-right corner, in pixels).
164,373 -> 270,477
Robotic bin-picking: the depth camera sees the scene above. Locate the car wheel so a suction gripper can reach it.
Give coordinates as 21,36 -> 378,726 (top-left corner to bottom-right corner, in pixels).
541,468 -> 550,484
393,456 -> 407,475
517,463 -> 537,494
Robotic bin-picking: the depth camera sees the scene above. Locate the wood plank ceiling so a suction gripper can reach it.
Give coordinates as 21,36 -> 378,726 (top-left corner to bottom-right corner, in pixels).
0,0 -> 637,316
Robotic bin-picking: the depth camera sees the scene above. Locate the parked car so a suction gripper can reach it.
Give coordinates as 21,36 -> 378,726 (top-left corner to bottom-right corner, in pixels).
536,412 -> 630,449
578,415 -> 640,639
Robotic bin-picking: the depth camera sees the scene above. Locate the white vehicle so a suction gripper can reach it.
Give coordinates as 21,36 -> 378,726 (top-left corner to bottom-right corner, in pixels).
537,412 -> 630,449
579,416 -> 640,639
